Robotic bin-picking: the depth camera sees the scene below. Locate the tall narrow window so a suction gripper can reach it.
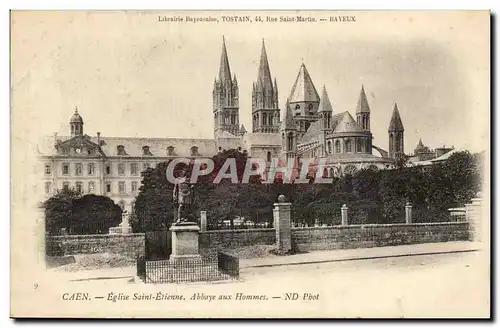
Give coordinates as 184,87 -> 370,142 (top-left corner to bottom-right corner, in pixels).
118,163 -> 125,175
62,181 -> 70,191
106,183 -> 111,193
105,164 -> 111,175
119,181 -> 125,194
356,139 -> 363,153
131,163 -> 138,176
62,163 -> 70,176
44,164 -> 51,175
266,151 -> 271,163
76,182 -> 83,193
88,181 -> 95,193
75,163 -> 82,176
87,163 -> 95,175
327,141 -> 332,154
131,181 -> 138,192
335,140 -> 341,153
346,140 -> 352,153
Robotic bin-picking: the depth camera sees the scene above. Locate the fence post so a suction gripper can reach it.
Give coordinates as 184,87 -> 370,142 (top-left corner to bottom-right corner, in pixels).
274,195 -> 292,253
200,211 -> 207,232
405,202 -> 412,224
341,204 -> 348,226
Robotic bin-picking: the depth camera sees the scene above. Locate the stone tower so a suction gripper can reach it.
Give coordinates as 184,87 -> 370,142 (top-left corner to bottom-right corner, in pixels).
318,85 -> 333,156
70,107 -> 84,137
252,39 -> 280,133
388,102 -> 405,159
280,99 -> 297,163
288,63 -> 320,139
213,36 -> 239,137
356,85 -> 371,131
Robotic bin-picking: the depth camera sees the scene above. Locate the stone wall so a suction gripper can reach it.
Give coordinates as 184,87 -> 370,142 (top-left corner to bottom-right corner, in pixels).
291,222 -> 469,252
198,228 -> 275,257
46,233 -> 145,259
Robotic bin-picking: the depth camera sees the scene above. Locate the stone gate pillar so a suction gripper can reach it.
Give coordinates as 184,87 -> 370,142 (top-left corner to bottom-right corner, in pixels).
466,195 -> 483,242
405,202 -> 413,224
341,204 -> 348,226
200,211 -> 207,232
274,195 -> 292,253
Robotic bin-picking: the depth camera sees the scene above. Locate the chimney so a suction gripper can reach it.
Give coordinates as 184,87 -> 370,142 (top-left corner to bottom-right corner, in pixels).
97,132 -> 101,147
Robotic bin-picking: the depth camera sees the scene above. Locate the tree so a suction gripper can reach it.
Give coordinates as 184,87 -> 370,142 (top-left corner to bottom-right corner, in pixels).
42,188 -> 122,235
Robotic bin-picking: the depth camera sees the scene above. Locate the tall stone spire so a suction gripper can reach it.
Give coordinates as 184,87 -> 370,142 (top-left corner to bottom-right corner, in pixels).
288,63 -> 320,104
252,38 -> 279,133
389,103 -> 404,132
257,39 -> 273,91
356,85 -> 371,113
218,36 -> 232,83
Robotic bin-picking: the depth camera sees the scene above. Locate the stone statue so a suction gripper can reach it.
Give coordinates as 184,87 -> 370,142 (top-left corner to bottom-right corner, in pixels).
172,169 -> 195,224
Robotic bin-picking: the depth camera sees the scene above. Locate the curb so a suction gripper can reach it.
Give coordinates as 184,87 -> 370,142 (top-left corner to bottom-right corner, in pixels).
240,248 -> 480,269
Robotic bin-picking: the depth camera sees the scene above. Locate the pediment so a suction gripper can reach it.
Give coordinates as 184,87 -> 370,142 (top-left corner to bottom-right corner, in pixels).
55,135 -> 101,156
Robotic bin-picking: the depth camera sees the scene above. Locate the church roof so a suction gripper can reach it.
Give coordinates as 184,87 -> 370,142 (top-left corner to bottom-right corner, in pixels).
69,108 -> 83,124
256,39 -> 274,92
356,85 -> 371,113
388,103 -> 404,132
288,63 -> 320,103
242,132 -> 281,147
299,121 -> 321,144
218,36 -> 232,83
333,112 -> 365,133
318,85 -> 333,112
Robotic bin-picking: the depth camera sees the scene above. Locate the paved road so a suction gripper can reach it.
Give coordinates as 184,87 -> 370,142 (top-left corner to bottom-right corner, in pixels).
56,249 -> 489,318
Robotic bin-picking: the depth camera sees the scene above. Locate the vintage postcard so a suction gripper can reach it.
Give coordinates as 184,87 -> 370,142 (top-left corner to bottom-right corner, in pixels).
10,10 -> 490,318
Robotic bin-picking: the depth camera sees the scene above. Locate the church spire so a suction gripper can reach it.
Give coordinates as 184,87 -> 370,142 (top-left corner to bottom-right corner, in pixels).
218,36 -> 232,83
282,99 -> 296,131
356,85 -> 371,113
257,39 -> 273,91
318,85 -> 333,112
389,102 -> 404,132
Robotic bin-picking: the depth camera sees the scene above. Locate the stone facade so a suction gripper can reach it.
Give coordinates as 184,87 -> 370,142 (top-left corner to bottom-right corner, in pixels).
45,233 -> 145,259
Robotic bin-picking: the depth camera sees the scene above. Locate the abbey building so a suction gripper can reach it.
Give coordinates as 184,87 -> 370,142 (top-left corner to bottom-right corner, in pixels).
38,36 -> 423,212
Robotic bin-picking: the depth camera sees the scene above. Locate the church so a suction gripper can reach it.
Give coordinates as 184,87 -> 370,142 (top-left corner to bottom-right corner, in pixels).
38,36 -> 410,213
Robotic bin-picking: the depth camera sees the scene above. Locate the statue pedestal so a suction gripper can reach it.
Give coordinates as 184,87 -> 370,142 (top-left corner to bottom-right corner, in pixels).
169,222 -> 202,264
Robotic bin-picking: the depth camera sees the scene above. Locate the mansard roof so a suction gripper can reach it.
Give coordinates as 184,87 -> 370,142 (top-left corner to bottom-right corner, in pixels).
288,63 -> 320,103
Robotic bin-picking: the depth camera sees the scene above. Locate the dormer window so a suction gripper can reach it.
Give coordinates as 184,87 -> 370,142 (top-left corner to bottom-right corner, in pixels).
117,145 -> 127,156
167,146 -> 176,156
142,146 -> 152,156
190,146 -> 200,156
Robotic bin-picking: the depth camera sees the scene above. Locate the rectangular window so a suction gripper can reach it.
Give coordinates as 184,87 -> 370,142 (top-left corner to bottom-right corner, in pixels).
131,163 -> 138,176
76,182 -> 83,193
88,181 -> 95,193
62,163 -> 69,175
62,182 -> 70,191
75,163 -> 83,176
118,163 -> 125,175
44,182 -> 52,194
44,164 -> 51,175
131,181 -> 138,192
119,181 -> 125,194
105,164 -> 111,175
88,163 -> 95,175
106,183 -> 111,193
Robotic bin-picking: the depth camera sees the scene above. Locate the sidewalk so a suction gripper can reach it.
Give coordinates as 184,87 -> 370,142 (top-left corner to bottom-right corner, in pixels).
239,241 -> 483,269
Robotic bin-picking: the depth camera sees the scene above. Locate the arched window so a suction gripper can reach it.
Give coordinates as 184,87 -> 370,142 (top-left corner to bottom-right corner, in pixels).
287,132 -> 294,150
323,168 -> 328,178
263,113 -> 267,126
335,140 -> 341,153
329,168 -> 334,178
295,104 -> 300,110
346,139 -> 352,153
327,141 -> 332,154
266,151 -> 271,163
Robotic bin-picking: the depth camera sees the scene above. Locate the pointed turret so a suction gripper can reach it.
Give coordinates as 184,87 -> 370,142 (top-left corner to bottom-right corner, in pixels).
218,36 -> 232,83
239,124 -> 247,136
318,85 -> 333,112
232,74 -> 238,86
389,103 -> 404,132
273,77 -> 279,107
282,100 -> 296,131
388,102 -> 405,159
356,85 -> 371,131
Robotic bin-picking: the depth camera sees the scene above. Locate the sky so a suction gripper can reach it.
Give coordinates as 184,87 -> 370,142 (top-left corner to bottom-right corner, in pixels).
11,11 -> 490,153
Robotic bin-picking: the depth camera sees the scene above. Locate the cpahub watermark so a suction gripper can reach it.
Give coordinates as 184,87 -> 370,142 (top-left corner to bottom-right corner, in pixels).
165,157 -> 337,184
